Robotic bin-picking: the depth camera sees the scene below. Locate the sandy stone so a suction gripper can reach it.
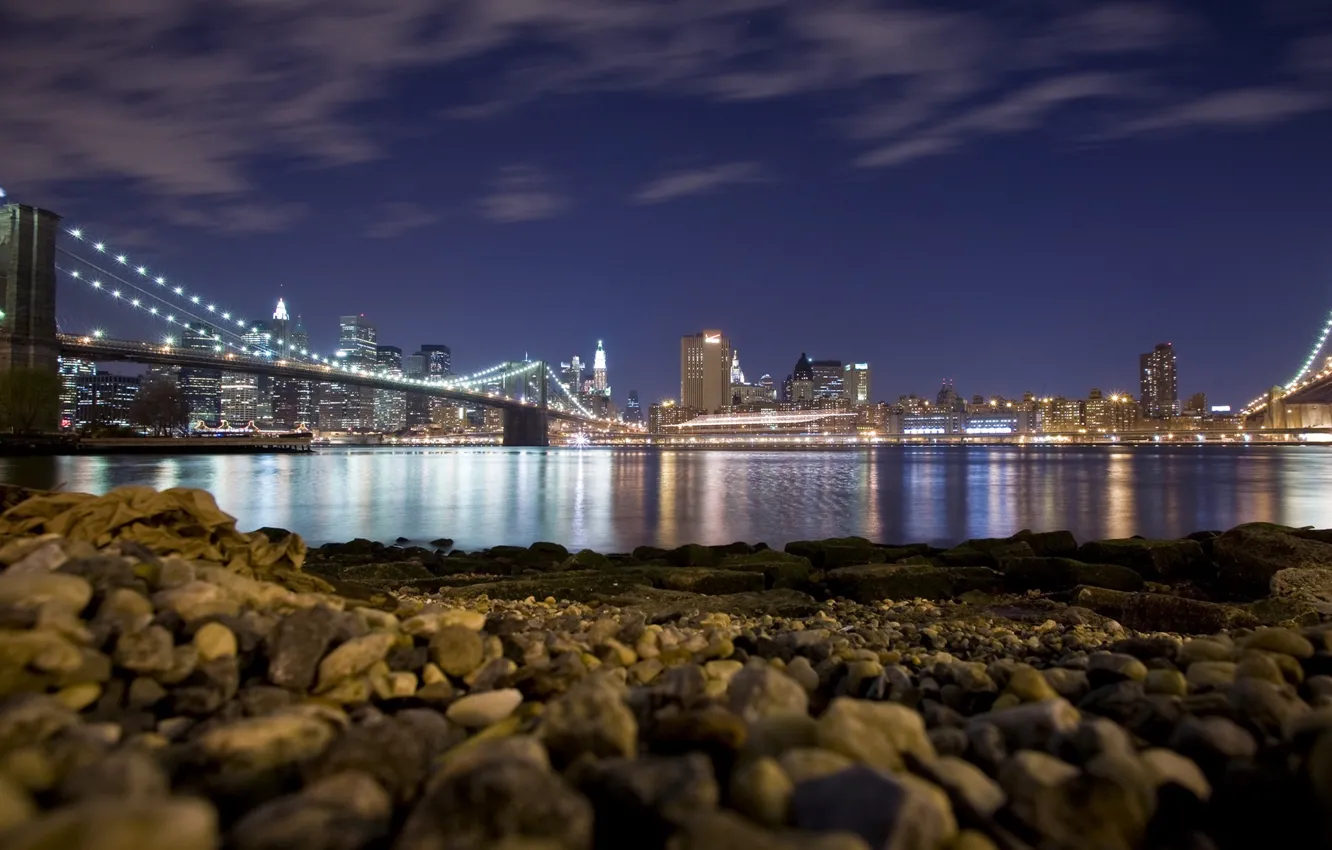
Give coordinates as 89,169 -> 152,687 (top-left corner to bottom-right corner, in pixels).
446,688 -> 523,728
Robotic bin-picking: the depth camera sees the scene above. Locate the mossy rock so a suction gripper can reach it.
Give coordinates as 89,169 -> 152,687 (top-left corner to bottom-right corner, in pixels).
667,544 -> 721,568
1077,538 -> 1208,581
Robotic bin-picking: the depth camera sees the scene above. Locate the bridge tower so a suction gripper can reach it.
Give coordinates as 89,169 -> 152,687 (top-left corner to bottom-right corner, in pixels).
0,204 -> 61,377
501,360 -> 549,447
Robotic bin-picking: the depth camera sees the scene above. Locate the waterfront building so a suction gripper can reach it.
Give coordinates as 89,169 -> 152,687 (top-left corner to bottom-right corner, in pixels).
625,390 -> 642,424
901,411 -> 963,435
649,401 -> 699,432
681,330 -> 732,412
1084,389 -> 1139,433
1037,397 -> 1085,433
77,371 -> 141,429
1140,342 -> 1179,419
57,357 -> 95,428
844,363 -> 871,405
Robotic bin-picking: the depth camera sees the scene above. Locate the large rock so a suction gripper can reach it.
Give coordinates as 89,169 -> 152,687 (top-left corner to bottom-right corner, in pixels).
824,564 -> 956,603
1013,530 -> 1079,558
1070,587 -> 1259,633
1214,524 -> 1332,593
1002,557 -> 1144,593
1077,538 -> 1208,581
540,676 -> 638,765
398,751 -> 592,850
727,663 -> 809,721
266,607 -> 343,691
791,765 -> 956,850
229,771 -> 391,850
816,697 -> 935,772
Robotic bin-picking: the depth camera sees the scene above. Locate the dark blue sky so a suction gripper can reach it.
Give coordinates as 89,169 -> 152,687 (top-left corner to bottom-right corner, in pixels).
4,0 -> 1331,407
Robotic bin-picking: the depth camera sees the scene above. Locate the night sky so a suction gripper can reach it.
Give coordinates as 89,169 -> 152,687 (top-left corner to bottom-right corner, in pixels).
3,0 -> 1331,408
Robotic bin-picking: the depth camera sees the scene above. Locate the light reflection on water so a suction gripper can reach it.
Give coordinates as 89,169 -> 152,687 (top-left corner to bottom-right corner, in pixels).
2,446 -> 1331,551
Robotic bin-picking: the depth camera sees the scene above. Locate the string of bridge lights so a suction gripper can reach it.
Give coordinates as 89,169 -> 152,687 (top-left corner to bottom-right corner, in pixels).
61,226 -> 612,417
59,265 -> 591,408
1241,310 -> 1332,415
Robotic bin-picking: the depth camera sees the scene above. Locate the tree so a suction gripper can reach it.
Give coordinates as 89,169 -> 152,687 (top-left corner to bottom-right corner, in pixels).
129,378 -> 190,436
0,367 -> 62,433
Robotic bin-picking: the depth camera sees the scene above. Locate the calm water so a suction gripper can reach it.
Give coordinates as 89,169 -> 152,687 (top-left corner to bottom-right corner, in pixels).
2,446 -> 1331,551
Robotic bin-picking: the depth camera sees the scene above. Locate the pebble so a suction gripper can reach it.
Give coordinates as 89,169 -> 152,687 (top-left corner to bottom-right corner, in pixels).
445,688 -> 524,728
816,697 -> 935,771
1186,660 -> 1237,689
192,622 -> 237,661
429,625 -> 484,677
1241,627 -> 1315,659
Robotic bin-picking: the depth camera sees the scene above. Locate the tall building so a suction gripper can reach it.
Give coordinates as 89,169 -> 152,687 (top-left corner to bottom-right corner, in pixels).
1140,343 -> 1179,420
844,363 -> 871,405
593,340 -> 609,396
730,351 -> 745,385
786,353 -> 814,404
419,345 -> 452,379
681,330 -> 732,412
373,345 -> 407,432
220,373 -> 262,424
1084,389 -> 1139,433
327,315 -> 377,430
57,357 -> 95,428
561,356 -> 584,394
625,390 -> 642,424
811,359 -> 844,399
179,325 -> 222,426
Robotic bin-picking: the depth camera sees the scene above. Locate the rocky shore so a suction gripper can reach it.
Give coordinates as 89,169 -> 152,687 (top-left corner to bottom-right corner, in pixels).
2,485 -> 1332,849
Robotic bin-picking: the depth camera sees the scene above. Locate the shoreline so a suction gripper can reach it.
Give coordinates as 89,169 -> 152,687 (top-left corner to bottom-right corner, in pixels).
1,485 -> 1331,848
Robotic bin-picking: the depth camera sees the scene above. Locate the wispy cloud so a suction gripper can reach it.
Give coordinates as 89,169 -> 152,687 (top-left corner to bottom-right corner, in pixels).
479,165 -> 570,223
364,202 -> 442,238
632,162 -> 768,204
1112,87 -> 1330,135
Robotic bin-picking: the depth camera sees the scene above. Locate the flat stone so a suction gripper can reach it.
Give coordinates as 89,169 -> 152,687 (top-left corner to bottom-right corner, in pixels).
1003,557 -> 1144,593
197,712 -> 337,770
446,688 -> 523,728
1077,538 -> 1207,581
824,564 -> 957,603
315,632 -> 395,692
816,697 -> 935,772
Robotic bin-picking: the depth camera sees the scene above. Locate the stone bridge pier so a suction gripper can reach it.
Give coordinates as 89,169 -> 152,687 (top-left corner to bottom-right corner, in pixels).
0,204 -> 61,376
502,407 -> 549,447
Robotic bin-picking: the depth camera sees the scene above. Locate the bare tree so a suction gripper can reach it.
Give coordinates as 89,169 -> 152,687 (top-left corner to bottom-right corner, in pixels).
129,378 -> 190,436
0,368 -> 62,433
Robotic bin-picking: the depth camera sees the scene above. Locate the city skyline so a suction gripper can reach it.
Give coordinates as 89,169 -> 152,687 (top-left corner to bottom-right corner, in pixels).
6,1 -> 1331,405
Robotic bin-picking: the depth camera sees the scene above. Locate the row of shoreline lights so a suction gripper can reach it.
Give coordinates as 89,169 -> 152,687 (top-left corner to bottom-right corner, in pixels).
57,241 -> 611,418
1242,310 -> 1332,415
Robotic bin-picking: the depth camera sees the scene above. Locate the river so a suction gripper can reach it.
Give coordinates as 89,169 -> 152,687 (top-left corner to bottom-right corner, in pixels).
2,446 -> 1330,551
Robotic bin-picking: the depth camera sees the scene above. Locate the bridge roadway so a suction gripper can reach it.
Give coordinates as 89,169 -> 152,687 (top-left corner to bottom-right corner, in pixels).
58,335 -> 602,445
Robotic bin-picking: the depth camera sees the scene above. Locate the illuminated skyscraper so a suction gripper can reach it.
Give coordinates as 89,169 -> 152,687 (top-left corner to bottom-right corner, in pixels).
561,356 -> 584,394
785,353 -> 814,403
593,340 -> 608,395
681,330 -> 731,412
730,350 -> 745,385
844,363 -> 871,405
625,390 -> 642,424
811,359 -> 844,399
1139,343 -> 1179,419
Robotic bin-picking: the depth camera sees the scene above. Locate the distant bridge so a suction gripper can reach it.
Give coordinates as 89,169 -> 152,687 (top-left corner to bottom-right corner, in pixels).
1,203 -> 623,445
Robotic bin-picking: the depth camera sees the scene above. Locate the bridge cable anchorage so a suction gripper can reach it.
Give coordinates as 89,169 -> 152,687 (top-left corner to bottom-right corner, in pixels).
62,225 -> 604,418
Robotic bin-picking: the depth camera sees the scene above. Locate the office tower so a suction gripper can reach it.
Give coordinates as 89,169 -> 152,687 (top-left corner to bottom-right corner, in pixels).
1140,342 -> 1179,420
561,356 -> 584,393
77,371 -> 141,429
811,359 -> 844,399
625,390 -> 642,424
237,320 -> 273,424
269,299 -> 291,352
419,345 -> 452,379
416,344 -> 453,426
374,345 -> 407,432
593,340 -> 609,395
844,363 -> 871,405
330,315 -> 376,429
179,325 -> 222,427
681,330 -> 732,412
786,353 -> 814,404
220,373 -> 262,424
338,315 -> 377,366
57,357 -> 95,428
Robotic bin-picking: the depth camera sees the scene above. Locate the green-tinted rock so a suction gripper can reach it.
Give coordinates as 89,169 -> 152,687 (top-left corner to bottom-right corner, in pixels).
667,544 -> 721,567
824,564 -> 956,603
1214,525 -> 1332,593
1003,558 -> 1144,593
1015,530 -> 1079,558
1077,538 -> 1208,581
